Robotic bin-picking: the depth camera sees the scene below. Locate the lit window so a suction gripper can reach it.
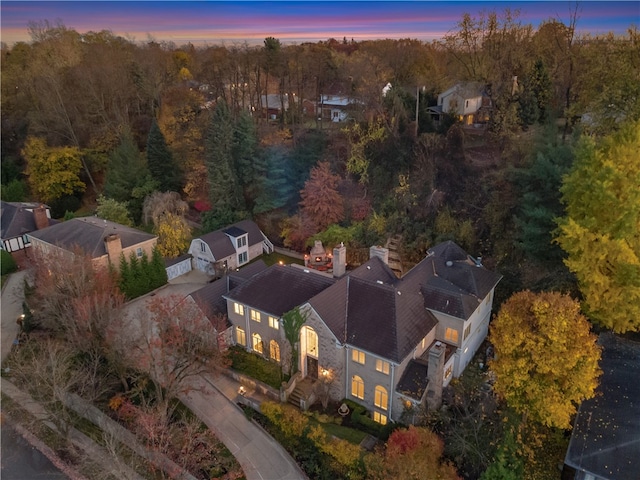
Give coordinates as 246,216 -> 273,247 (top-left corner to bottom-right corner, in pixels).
252,333 -> 263,354
236,327 -> 246,346
373,411 -> 387,425
352,349 -> 365,365
270,340 -> 280,363
421,337 -> 426,349
445,328 -> 459,344
375,359 -> 390,375
351,375 -> 364,400
374,385 -> 388,411
463,324 -> 471,341
234,303 -> 244,315
251,309 -> 261,322
445,365 -> 453,380
268,316 -> 279,330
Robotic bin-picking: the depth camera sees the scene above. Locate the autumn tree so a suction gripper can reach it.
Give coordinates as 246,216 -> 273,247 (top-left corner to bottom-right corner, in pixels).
153,212 -> 191,258
555,121 -> 640,333
489,291 -> 601,429
343,120 -> 386,190
146,119 -> 182,192
23,136 -> 85,203
130,294 -> 229,415
299,161 -> 344,232
365,426 -> 460,480
142,190 -> 188,226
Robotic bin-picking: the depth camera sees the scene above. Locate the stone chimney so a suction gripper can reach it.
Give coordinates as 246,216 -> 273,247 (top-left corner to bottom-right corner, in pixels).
369,245 -> 389,265
33,204 -> 49,230
426,342 -> 445,410
332,243 -> 346,277
104,233 -> 123,266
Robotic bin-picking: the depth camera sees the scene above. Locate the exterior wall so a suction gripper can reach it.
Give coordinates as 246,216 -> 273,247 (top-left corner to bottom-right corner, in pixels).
226,298 -> 251,350
166,257 -> 192,281
189,239 -> 218,273
431,288 -> 496,377
28,237 -> 76,267
97,237 -> 157,271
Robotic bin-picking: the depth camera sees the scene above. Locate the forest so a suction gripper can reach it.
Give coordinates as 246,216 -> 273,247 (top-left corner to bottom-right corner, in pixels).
2,6 -> 640,479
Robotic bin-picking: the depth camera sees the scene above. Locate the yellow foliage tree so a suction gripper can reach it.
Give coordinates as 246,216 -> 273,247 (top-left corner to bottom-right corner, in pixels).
23,136 -> 85,203
153,212 -> 191,258
489,291 -> 602,429
556,121 -> 640,332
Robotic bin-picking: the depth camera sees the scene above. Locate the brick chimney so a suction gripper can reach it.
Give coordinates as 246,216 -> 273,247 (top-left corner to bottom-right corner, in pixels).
332,243 -> 346,277
104,233 -> 123,266
426,342 -> 445,410
369,245 -> 389,265
33,204 -> 49,230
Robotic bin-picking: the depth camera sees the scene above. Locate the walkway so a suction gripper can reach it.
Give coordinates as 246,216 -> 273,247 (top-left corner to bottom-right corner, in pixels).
1,270 -> 27,364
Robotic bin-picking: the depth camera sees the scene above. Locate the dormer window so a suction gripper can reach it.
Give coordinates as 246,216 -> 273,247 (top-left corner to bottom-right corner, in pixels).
237,236 -> 247,248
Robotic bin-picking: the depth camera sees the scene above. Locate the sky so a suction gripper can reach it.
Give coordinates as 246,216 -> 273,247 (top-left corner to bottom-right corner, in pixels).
1,1 -> 638,46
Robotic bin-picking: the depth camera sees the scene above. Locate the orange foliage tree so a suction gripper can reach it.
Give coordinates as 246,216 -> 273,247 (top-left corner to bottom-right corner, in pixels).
299,161 -> 344,232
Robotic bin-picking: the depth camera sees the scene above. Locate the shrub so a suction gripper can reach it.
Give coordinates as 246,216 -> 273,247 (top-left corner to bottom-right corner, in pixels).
1,250 -> 17,275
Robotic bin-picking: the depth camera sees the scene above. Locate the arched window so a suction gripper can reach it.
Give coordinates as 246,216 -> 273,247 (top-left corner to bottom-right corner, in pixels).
252,333 -> 263,354
374,385 -> 388,411
351,375 -> 364,400
269,340 -> 280,363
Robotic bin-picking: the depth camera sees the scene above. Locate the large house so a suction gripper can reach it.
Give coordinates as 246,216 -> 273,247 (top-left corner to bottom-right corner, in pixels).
1,202 -> 55,252
187,220 -> 273,276
27,217 -> 157,271
217,241 -> 501,424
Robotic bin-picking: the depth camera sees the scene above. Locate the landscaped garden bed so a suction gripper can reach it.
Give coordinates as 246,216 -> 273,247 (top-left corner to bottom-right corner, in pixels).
227,345 -> 287,390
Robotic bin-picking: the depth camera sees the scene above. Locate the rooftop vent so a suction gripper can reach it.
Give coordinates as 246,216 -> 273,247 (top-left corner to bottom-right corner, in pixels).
445,260 -> 454,267
304,269 -> 310,273
376,280 -> 383,284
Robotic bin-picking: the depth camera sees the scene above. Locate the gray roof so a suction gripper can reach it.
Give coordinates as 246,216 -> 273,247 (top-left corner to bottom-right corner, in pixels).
189,260 -> 269,327
1,201 -> 55,239
198,219 -> 265,260
564,333 -> 640,480
309,261 -> 438,363
27,217 -> 156,258
225,264 -> 335,317
402,241 -> 502,319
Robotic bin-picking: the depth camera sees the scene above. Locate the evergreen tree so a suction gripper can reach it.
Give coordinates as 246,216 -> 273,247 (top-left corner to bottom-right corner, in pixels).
232,111 -> 258,207
253,146 -> 296,214
127,252 -> 143,298
139,251 -> 152,293
118,253 -> 132,298
147,119 -> 182,192
104,129 -> 149,203
150,247 -> 168,288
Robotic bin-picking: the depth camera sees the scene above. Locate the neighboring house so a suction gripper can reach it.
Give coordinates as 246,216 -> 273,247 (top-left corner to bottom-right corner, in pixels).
219,240 -> 501,424
27,217 -> 157,271
261,94 -> 292,120
564,333 -> 640,480
187,220 -> 273,276
318,94 -> 352,122
1,202 -> 55,252
429,82 -> 492,126
165,253 -> 193,281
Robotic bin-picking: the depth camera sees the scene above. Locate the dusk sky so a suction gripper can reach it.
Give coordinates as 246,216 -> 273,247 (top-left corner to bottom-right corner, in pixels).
1,1 -> 638,46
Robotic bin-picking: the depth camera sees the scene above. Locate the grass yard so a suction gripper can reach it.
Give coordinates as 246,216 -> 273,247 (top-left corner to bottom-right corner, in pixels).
254,251 -> 304,267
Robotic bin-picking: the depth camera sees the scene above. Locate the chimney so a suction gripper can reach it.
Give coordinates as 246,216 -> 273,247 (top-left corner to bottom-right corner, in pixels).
426,342 -> 445,410
33,204 -> 49,230
104,234 -> 123,266
332,242 -> 346,277
369,245 -> 389,265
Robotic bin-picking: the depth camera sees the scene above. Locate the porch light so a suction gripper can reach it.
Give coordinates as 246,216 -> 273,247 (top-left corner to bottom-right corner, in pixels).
238,386 -> 246,396
321,368 -> 329,377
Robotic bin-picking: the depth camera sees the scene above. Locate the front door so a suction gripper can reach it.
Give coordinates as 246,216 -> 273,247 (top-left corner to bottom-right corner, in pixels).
307,356 -> 318,379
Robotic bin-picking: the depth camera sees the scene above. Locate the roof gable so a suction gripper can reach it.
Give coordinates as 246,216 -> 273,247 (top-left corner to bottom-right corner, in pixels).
1,201 -> 53,239
198,220 -> 265,258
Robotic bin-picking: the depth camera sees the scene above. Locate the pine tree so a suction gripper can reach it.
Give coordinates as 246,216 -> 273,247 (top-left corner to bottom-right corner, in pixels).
118,253 -> 132,298
151,247 -> 168,289
147,119 -> 182,192
104,129 -> 149,203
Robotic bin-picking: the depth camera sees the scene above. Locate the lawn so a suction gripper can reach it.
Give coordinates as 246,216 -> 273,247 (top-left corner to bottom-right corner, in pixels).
254,252 -> 304,267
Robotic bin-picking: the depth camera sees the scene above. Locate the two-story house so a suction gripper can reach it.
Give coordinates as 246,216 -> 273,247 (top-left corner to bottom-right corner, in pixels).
187,220 -> 273,276
429,82 -> 492,126
1,202 -> 55,252
218,240 -> 501,424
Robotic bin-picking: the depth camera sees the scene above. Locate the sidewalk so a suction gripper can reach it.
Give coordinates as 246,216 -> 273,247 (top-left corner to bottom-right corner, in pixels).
180,372 -> 307,480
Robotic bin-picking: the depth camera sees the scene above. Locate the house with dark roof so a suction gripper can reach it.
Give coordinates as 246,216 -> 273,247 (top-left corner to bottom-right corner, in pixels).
27,217 -> 157,271
187,219 -> 273,276
219,240 -> 501,424
564,333 -> 640,480
1,202 -> 55,252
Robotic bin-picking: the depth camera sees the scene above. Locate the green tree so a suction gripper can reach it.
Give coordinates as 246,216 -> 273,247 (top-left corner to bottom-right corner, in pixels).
252,146 -> 296,214
104,129 -> 150,204
556,121 -> 640,332
23,136 -> 85,203
95,195 -> 133,226
0,179 -> 28,202
146,119 -> 182,192
232,110 -> 259,208
489,291 -> 602,429
1,249 -> 18,275
282,307 -> 308,375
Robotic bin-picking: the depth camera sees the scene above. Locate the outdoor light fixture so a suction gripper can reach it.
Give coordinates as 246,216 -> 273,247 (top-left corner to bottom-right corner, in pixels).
238,386 -> 246,396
